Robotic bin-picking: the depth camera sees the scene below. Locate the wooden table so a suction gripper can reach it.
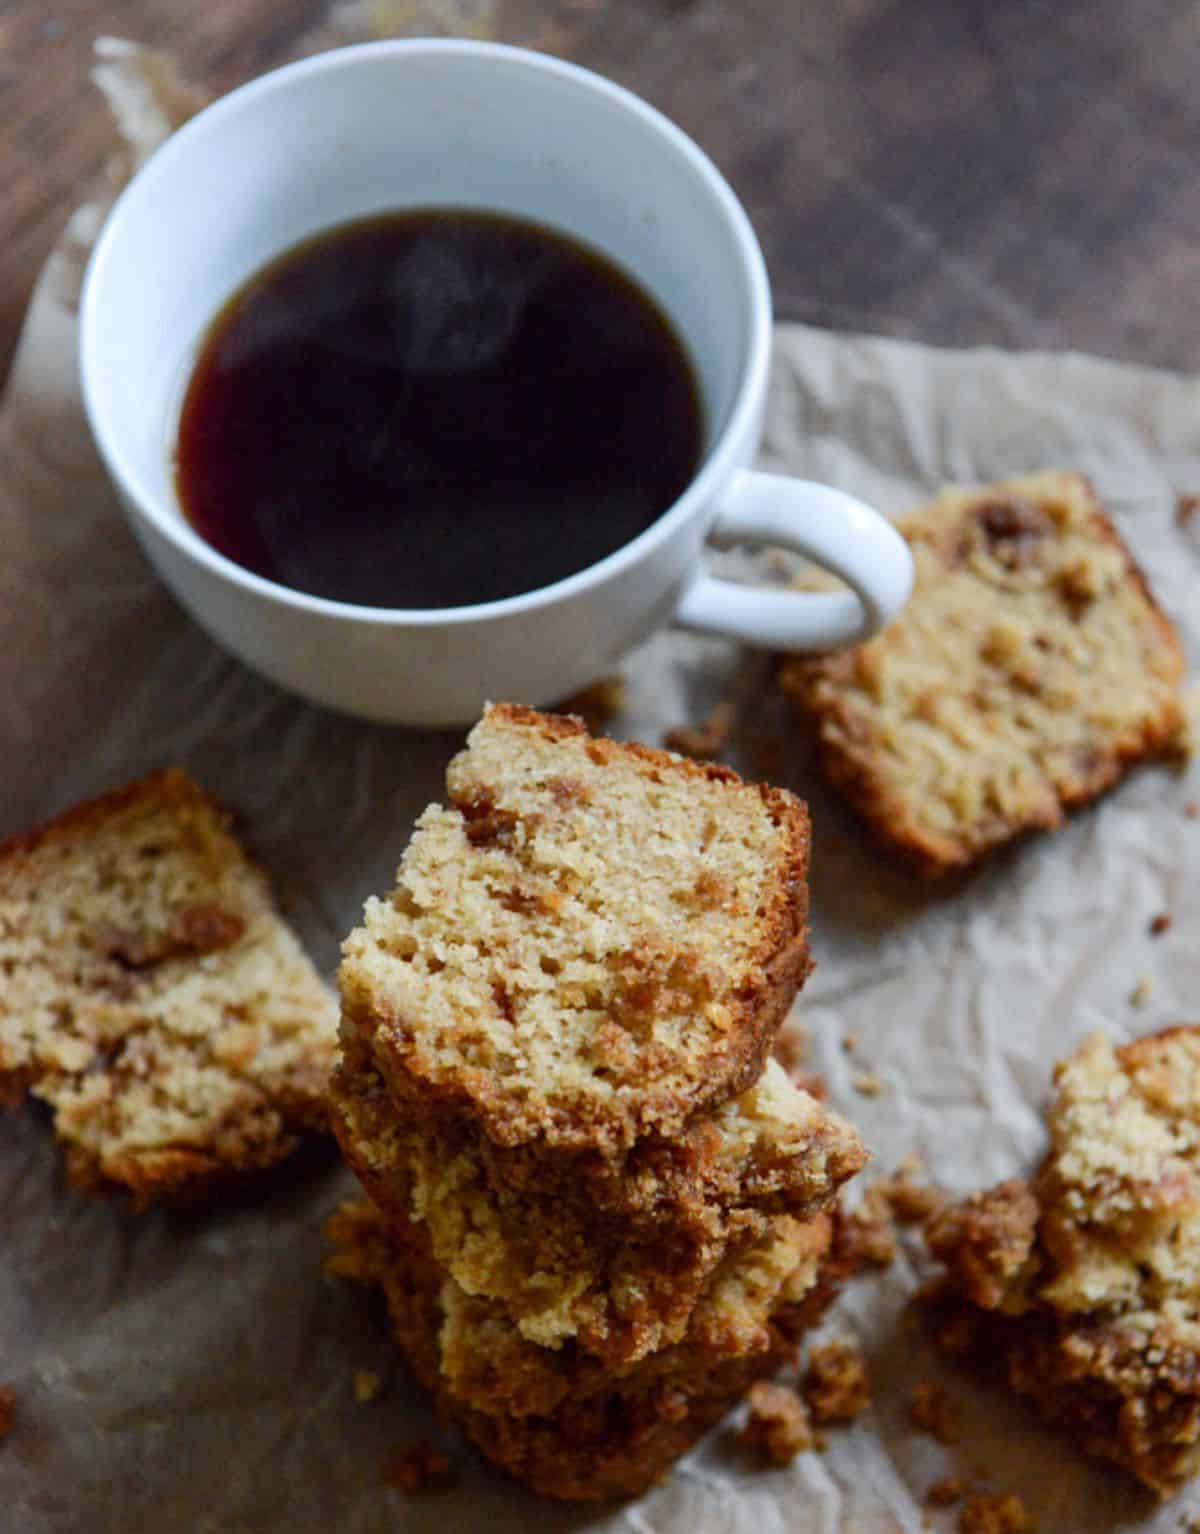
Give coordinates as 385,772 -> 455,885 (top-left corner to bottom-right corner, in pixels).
4,0 -> 1200,385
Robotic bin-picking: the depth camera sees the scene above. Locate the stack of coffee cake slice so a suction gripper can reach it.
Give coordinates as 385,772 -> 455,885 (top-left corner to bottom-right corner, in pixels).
328,704 -> 865,1500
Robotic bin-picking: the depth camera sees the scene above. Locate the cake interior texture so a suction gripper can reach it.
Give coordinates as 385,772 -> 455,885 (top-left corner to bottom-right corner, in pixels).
0,770 -> 337,1202
340,703 -> 813,1152
781,471 -> 1185,874
926,1026 -> 1200,1497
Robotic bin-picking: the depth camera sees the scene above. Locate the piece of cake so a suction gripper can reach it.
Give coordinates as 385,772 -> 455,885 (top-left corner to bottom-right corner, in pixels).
781,472 -> 1185,876
327,1196 -> 841,1502
332,1039 -> 864,1361
0,770 -> 338,1204
329,705 -> 862,1498
925,1027 -> 1200,1497
339,702 -> 813,1158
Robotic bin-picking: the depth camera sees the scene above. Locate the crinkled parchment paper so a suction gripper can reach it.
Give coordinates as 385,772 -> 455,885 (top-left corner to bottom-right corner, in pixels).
2,41 -> 1198,1534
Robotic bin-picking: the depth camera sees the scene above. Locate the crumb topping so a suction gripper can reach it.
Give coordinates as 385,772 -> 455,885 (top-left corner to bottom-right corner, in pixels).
737,1379 -> 813,1463
957,1491 -> 1032,1533
804,1339 -> 871,1424
926,1027 -> 1200,1497
909,1381 -> 961,1444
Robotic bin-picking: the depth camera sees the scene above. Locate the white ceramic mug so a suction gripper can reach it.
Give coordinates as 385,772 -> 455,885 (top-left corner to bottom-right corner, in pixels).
80,40 -> 913,727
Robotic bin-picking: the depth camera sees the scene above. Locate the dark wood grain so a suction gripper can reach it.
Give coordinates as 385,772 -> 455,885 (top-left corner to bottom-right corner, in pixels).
3,0 -> 1200,384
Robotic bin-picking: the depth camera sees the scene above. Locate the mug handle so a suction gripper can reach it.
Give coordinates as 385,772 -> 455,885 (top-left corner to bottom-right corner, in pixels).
674,471 -> 914,650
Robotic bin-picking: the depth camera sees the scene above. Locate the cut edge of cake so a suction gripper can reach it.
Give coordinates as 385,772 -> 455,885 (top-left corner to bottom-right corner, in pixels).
0,769 -> 338,1206
339,703 -> 815,1155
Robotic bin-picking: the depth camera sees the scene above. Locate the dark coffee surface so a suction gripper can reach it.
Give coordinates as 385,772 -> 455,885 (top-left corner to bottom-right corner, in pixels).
175,210 -> 703,608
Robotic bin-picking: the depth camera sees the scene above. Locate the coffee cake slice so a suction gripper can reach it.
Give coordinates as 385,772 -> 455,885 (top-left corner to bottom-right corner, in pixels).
332,1042 -> 863,1361
327,1196 -> 840,1502
781,472 -> 1185,875
0,770 -> 337,1204
340,703 -> 813,1156
925,1027 -> 1200,1497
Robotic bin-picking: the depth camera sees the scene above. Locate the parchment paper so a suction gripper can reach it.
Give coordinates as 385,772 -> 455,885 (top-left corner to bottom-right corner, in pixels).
2,41 -> 1198,1534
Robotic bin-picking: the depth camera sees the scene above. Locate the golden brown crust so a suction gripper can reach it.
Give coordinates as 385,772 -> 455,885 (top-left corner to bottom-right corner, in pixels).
781,473 -> 1186,877
333,1025 -> 861,1230
332,1038 -> 864,1364
0,768 -> 216,866
327,1198 -> 843,1502
925,1026 -> 1200,1498
340,703 -> 814,1156
0,769 -> 337,1206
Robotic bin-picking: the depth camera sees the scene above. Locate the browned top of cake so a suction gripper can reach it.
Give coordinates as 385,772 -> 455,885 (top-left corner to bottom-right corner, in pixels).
781,472 -> 1185,875
0,769 -> 337,1204
332,1038 -> 864,1361
340,703 -> 813,1154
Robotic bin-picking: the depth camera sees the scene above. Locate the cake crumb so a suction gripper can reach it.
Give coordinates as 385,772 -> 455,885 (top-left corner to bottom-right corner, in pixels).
804,1339 -> 871,1424
1186,801 -> 1199,819
843,1032 -> 858,1053
1130,974 -> 1154,1008
385,1440 -> 453,1492
910,1381 -> 961,1444
663,699 -> 737,761
926,1475 -> 964,1507
1177,493 -> 1200,526
852,1070 -> 884,1097
840,1187 -> 898,1269
957,1491 -> 1031,1533
878,1158 -> 946,1225
0,769 -> 337,1206
0,1386 -> 15,1439
1149,912 -> 1172,937
353,1369 -> 381,1403
737,1380 -> 813,1464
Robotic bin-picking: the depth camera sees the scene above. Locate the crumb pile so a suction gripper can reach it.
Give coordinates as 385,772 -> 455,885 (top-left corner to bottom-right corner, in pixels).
328,704 -> 866,1500
0,770 -> 337,1204
781,472 -> 1185,876
925,1026 -> 1200,1497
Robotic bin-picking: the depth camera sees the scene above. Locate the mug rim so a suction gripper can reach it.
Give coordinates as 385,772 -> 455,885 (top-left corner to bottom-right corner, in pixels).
79,38 -> 772,629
